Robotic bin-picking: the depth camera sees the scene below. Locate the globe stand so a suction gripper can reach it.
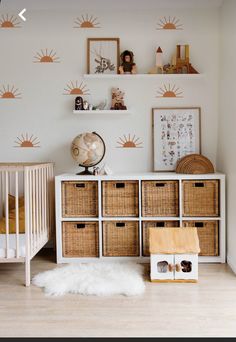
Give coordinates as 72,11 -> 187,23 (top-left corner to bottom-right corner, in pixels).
76,166 -> 93,175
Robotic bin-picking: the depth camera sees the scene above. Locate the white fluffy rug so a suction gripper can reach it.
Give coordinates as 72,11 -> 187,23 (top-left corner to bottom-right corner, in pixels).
32,262 -> 145,297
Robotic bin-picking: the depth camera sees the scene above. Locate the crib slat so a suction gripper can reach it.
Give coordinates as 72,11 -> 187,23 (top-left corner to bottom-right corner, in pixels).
15,171 -> 20,258
5,171 -> 9,258
28,170 -> 33,255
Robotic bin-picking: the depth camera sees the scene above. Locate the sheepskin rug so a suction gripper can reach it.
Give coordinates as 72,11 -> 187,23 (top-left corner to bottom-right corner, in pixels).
32,262 -> 145,297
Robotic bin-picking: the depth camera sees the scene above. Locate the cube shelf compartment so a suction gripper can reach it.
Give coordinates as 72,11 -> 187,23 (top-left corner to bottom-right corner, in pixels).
55,172 -> 225,264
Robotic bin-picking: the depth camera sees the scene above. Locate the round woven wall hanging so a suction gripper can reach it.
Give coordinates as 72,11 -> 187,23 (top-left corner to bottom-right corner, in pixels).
176,154 -> 215,174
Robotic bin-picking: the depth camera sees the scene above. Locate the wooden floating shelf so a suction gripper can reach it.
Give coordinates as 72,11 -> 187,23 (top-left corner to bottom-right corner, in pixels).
83,74 -> 204,79
73,109 -> 132,115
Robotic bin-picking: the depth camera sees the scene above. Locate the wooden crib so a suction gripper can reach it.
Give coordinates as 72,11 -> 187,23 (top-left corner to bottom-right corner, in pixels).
0,163 -> 54,286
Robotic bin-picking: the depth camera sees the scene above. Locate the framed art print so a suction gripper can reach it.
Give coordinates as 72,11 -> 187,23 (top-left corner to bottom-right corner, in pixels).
152,107 -> 201,171
87,38 -> 120,74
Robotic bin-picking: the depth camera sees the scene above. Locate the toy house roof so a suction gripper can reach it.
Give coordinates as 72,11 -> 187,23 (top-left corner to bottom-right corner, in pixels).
149,227 -> 200,254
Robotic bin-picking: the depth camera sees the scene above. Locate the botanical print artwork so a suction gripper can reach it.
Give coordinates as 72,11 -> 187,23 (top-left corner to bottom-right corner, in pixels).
87,38 -> 119,74
63,81 -> 90,95
156,16 -> 183,30
14,133 -> 41,148
153,108 -> 200,171
33,49 -> 60,63
156,84 -> 183,98
0,85 -> 21,99
74,15 -> 101,28
116,134 -> 143,148
0,14 -> 21,28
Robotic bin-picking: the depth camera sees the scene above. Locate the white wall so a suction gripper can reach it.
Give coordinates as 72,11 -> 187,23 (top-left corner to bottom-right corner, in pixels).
0,3 -> 219,175
218,0 -> 236,271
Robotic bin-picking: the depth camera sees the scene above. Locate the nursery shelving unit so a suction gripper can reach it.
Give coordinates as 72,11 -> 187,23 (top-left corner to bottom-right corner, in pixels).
73,109 -> 132,115
83,74 -> 204,79
55,172 -> 226,264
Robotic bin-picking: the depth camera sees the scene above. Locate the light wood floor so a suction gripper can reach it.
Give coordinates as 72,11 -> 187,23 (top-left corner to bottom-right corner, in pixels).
0,251 -> 236,338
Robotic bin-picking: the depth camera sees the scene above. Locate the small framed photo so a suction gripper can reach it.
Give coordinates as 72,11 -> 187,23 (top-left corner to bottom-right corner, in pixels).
152,107 -> 201,171
87,38 -> 120,74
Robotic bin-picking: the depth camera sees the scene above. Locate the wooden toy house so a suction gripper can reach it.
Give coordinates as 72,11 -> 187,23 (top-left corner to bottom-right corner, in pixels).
149,227 -> 200,283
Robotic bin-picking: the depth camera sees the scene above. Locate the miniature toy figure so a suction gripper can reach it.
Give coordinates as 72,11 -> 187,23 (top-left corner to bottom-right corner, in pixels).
110,88 -> 127,110
119,50 -> 137,74
75,96 -> 84,110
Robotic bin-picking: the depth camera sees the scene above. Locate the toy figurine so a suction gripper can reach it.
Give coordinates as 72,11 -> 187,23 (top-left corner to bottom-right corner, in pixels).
83,100 -> 89,110
75,96 -> 84,110
119,50 -> 137,74
149,46 -> 163,74
110,88 -> 127,110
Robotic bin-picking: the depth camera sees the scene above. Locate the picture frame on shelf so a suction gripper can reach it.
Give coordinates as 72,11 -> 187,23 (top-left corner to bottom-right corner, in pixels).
87,38 -> 120,74
152,107 -> 201,171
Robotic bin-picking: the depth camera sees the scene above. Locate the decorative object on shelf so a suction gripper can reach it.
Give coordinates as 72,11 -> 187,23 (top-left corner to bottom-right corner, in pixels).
33,49 -> 60,63
71,132 -> 106,175
64,81 -> 90,96
119,50 -> 137,74
149,47 -> 163,74
83,100 -> 89,110
75,96 -> 84,110
110,87 -> 127,110
0,14 -> 21,28
150,227 -> 199,282
14,133 -> 40,148
156,16 -> 183,30
87,38 -> 120,74
0,84 -> 22,99
116,134 -> 143,148
175,45 -> 199,74
99,163 -> 113,175
93,100 -> 107,110
176,154 -> 215,174
74,14 -> 101,28
156,84 -> 183,98
152,107 -> 201,171
93,166 -> 100,175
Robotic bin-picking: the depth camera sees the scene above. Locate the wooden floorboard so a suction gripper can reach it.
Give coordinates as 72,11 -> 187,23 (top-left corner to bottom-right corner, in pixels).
0,250 -> 236,337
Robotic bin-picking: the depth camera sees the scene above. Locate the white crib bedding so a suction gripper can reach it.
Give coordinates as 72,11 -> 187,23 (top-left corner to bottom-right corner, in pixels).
0,234 -> 25,258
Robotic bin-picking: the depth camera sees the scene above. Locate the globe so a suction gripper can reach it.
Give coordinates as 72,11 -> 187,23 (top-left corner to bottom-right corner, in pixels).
71,132 -> 106,174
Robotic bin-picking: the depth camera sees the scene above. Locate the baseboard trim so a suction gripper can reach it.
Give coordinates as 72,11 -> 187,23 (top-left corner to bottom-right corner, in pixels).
227,256 -> 236,274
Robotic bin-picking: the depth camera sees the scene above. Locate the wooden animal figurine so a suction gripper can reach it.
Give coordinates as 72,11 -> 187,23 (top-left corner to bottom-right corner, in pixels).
110,88 -> 127,110
119,50 -> 137,74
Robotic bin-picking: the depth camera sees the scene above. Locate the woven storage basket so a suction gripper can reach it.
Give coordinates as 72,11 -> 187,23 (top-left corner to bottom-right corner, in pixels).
62,181 -> 98,218
182,180 -> 219,217
183,221 -> 219,256
103,221 -> 139,256
62,221 -> 99,257
142,181 -> 179,217
102,181 -> 139,217
176,154 -> 214,174
142,221 -> 179,256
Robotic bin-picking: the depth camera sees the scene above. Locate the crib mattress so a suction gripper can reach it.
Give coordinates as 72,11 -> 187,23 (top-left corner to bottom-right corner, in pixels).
0,234 -> 25,258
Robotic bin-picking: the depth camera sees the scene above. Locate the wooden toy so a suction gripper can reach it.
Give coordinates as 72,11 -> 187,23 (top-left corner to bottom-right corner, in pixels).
110,88 -> 127,110
149,46 -> 163,74
149,227 -> 200,282
175,44 -> 199,74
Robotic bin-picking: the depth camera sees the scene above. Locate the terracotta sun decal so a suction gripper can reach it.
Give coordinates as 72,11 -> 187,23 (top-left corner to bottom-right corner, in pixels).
14,133 -> 40,148
0,14 -> 21,28
116,134 -> 143,148
157,16 -> 183,30
156,84 -> 183,98
74,14 -> 101,28
33,49 -> 60,63
0,85 -> 22,99
64,81 -> 90,95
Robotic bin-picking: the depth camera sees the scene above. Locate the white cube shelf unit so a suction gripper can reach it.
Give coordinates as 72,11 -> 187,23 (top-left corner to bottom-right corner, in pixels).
55,172 -> 225,264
